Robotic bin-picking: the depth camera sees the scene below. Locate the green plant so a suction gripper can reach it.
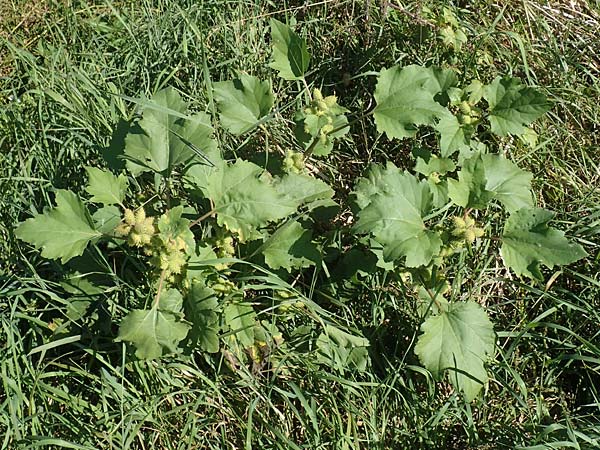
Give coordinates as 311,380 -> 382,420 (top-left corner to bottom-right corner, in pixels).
14,18 -> 587,404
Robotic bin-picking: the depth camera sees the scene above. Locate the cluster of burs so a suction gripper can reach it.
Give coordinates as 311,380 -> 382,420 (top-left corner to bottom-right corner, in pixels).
115,207 -> 188,279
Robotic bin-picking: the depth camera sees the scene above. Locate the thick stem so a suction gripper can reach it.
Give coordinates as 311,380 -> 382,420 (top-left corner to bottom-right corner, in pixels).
153,268 -> 168,308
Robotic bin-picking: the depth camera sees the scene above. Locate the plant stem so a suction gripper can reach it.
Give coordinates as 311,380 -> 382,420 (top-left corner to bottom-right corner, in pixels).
153,268 -> 168,308
189,208 -> 216,228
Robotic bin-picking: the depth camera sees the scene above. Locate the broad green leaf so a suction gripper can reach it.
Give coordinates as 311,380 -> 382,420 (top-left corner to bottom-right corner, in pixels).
449,152 -> 534,212
186,281 -> 220,353
354,170 -> 442,267
414,153 -> 456,177
481,154 -> 533,212
414,301 -> 495,402
15,190 -> 102,263
275,172 -> 334,210
424,67 -> 459,97
206,160 -> 297,241
352,162 -> 403,210
182,145 -> 224,197
262,220 -> 320,271
224,301 -> 256,347
124,87 -> 217,176
85,167 -> 128,206
435,114 -> 469,157
373,65 -> 452,140
501,208 -> 587,279
269,19 -> 310,80
92,205 -> 121,234
448,153 -> 494,209
158,288 -> 184,313
213,74 -> 274,135
118,307 -> 191,359
484,77 -> 551,136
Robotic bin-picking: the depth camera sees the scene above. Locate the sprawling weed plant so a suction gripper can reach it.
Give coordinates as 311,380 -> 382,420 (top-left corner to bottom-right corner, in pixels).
14,18 -> 587,404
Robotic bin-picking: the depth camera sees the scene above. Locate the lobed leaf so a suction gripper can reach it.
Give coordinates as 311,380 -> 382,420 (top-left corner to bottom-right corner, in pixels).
261,220 -> 321,271
484,77 -> 551,136
373,65 -> 453,140
354,168 -> 441,267
213,74 -> 274,135
275,172 -> 334,210
15,190 -> 102,263
414,301 -> 495,402
205,160 -> 297,241
85,167 -> 128,206
501,208 -> 587,279
118,289 -> 190,360
124,87 -> 217,176
449,152 -> 533,212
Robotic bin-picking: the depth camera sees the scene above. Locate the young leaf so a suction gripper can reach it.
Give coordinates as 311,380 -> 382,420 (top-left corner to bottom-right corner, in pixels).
157,206 -> 195,254
224,301 -> 256,347
206,160 -> 297,241
261,220 -> 321,271
414,154 -> 456,177
124,87 -> 217,176
414,301 -> 495,402
269,19 -> 310,80
354,171 -> 442,267
118,307 -> 191,360
213,74 -> 274,135
15,190 -> 102,263
501,208 -> 587,279
484,77 -> 551,136
85,167 -> 128,206
373,65 -> 452,140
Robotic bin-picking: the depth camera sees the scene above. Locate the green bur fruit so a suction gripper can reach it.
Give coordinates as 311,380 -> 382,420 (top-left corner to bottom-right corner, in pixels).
283,150 -> 305,174
294,88 -> 348,156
